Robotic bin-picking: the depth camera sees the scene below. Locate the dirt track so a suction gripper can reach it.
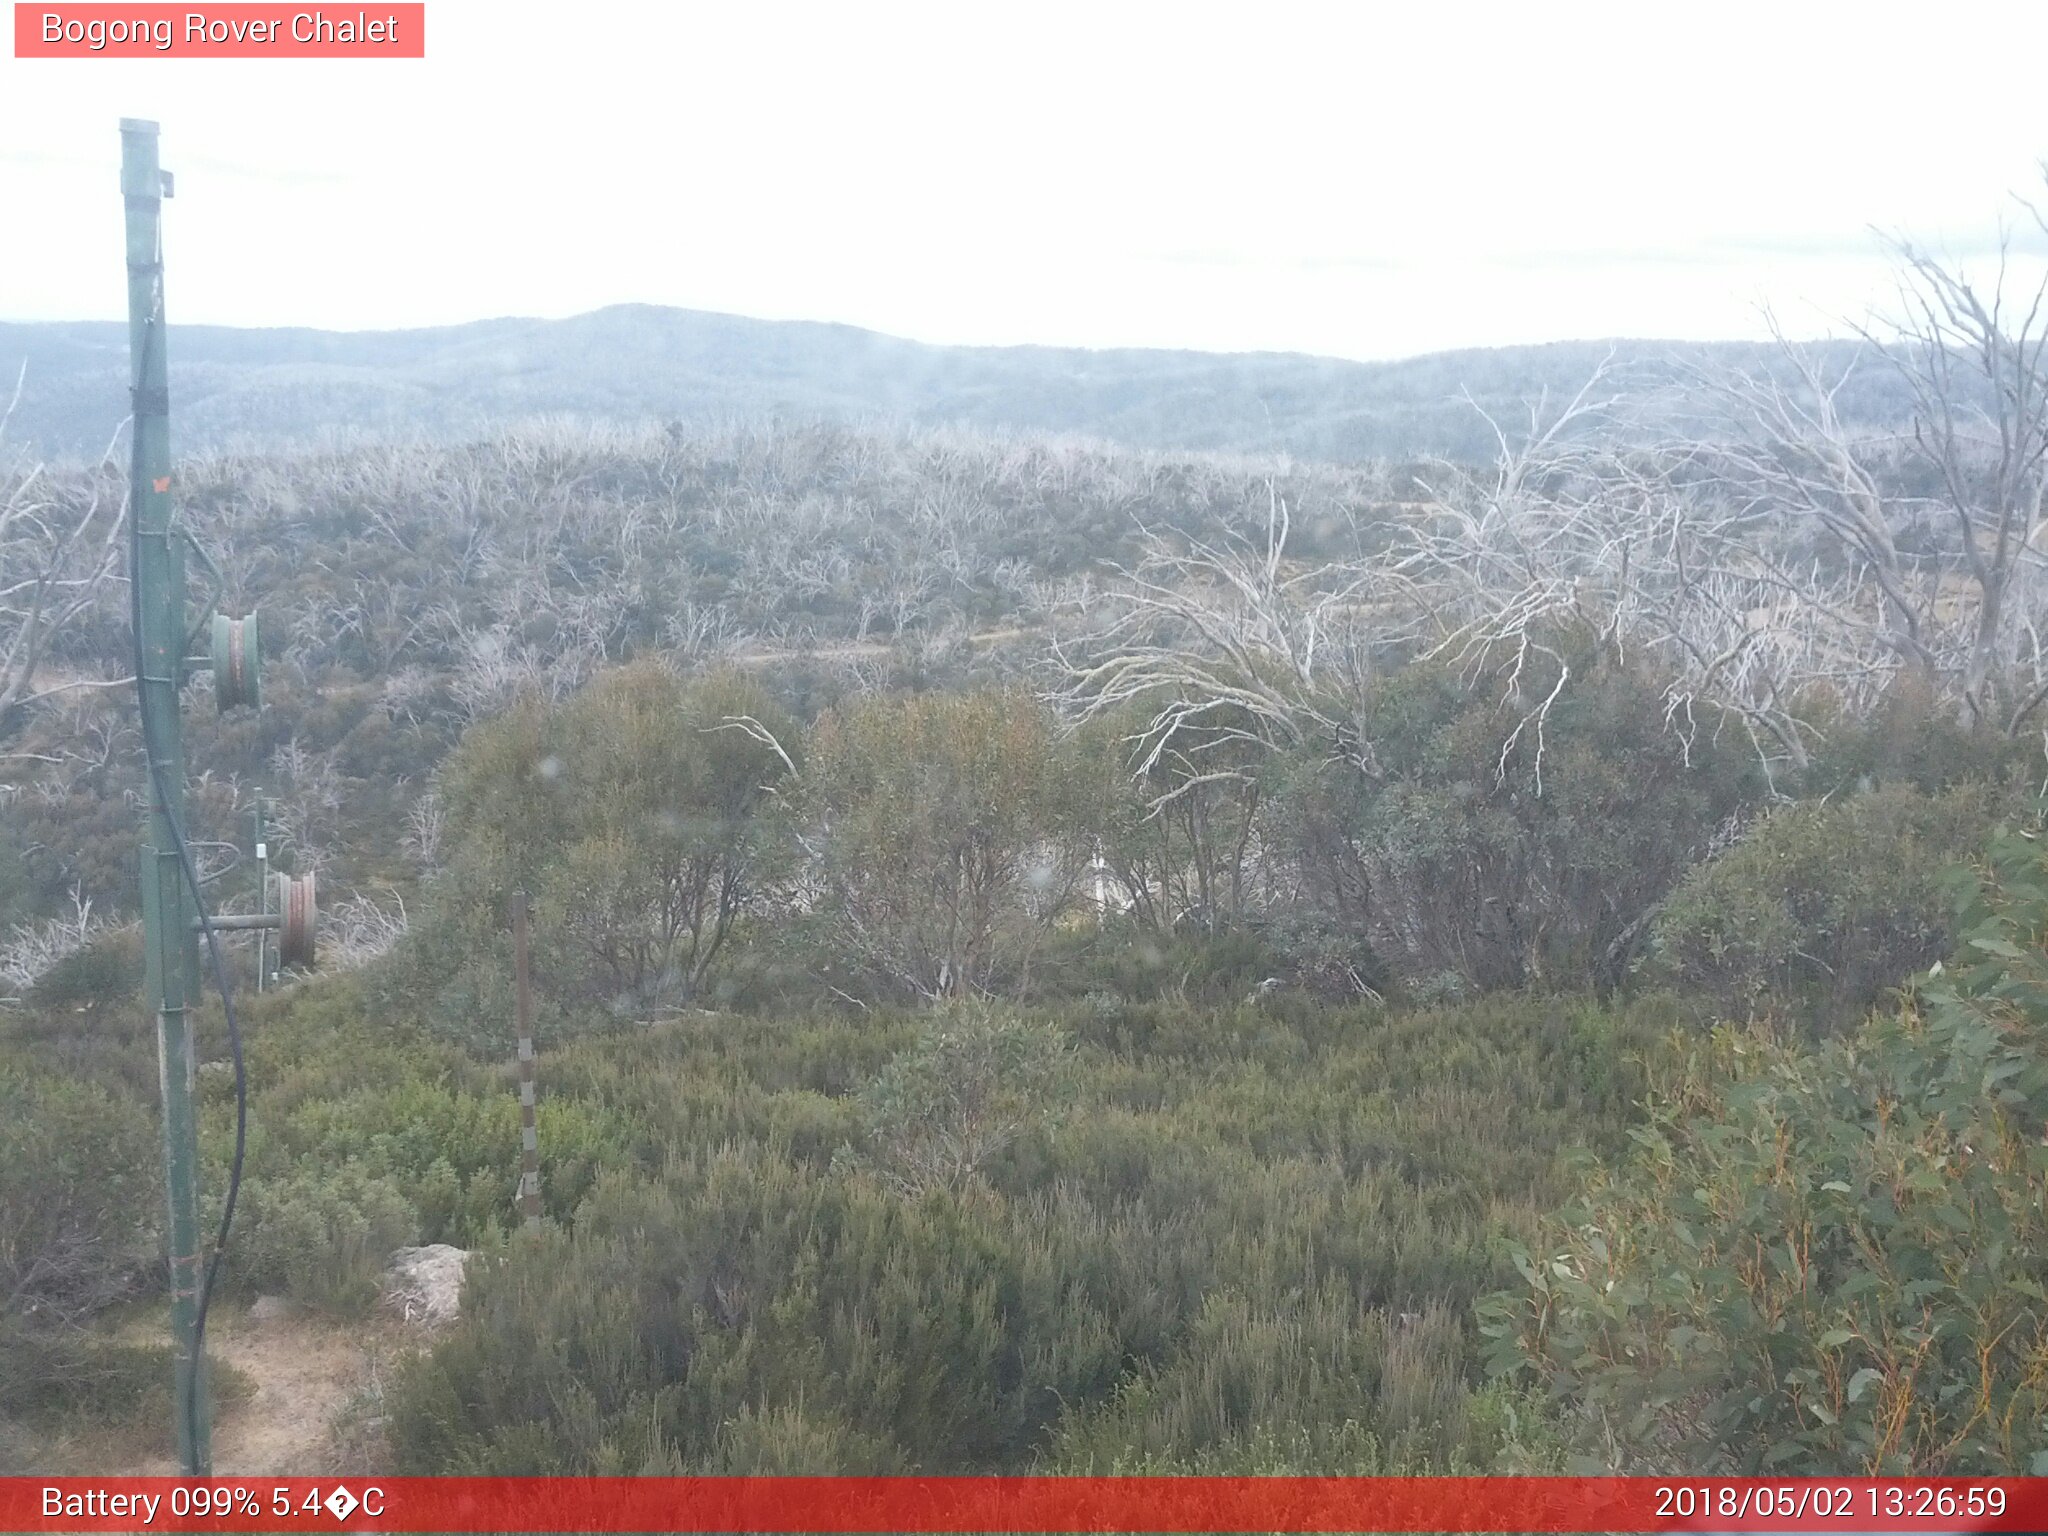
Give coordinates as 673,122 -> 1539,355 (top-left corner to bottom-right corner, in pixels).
123,1307 -> 395,1475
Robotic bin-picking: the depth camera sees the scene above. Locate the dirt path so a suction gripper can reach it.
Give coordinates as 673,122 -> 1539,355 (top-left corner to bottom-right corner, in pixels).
728,639 -> 895,665
124,1307 -> 398,1475
728,623 -> 1041,667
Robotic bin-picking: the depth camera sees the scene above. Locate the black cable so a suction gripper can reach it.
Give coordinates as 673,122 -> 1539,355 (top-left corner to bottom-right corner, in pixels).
127,251 -> 247,1458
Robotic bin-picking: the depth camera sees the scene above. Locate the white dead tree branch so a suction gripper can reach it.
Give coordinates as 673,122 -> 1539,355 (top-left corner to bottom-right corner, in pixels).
322,888 -> 410,970
0,372 -> 131,731
1641,217 -> 2048,743
0,886 -> 116,1000
1382,424 -> 1859,780
1053,482 -> 1379,809
1374,214 -> 2048,780
1870,226 -> 2048,729
1375,361 -> 1626,786
702,715 -> 799,779
404,789 -> 444,869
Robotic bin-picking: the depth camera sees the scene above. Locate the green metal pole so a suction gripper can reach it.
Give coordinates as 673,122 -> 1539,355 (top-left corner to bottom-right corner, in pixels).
122,116 -> 211,1477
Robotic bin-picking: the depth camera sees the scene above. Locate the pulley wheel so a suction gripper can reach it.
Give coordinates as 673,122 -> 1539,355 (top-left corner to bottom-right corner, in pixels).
212,612 -> 262,712
273,870 -> 317,968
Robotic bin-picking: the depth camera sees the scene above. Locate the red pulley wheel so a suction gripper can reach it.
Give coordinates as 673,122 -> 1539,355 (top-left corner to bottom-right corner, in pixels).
273,870 -> 317,968
212,612 -> 262,712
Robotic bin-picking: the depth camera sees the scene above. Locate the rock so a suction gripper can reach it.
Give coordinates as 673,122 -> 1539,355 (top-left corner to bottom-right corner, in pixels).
380,1243 -> 469,1328
247,1293 -> 291,1322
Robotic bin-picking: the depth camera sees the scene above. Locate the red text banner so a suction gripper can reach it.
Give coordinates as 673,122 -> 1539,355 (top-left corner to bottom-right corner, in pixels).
3,1477 -> 2046,1533
13,5 -> 424,57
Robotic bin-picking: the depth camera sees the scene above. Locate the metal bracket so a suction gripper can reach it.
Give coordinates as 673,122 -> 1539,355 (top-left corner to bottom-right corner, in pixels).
181,533 -> 227,659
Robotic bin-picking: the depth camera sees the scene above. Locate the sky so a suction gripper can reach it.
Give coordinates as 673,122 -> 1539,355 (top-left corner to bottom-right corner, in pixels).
3,0 -> 2048,361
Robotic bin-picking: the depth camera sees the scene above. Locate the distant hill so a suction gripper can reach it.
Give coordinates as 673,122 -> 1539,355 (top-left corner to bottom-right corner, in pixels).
0,305 -> 1900,464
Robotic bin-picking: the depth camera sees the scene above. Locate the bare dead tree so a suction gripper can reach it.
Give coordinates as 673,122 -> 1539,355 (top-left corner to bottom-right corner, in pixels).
1876,226 -> 2048,730
266,735 -> 346,873
0,371 -> 130,731
1378,424 -> 1862,782
404,788 -> 444,869
1053,367 -> 1646,822
0,885 -> 116,1000
1371,362 -> 1629,790
321,887 -> 410,970
1370,213 -> 2048,781
1052,483 -> 1379,809
1674,218 -> 2048,739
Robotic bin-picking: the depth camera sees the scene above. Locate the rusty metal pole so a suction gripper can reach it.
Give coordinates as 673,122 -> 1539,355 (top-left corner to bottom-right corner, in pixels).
512,890 -> 541,1229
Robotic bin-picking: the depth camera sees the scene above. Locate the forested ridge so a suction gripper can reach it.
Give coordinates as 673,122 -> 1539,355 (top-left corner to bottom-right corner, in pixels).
0,308 -> 1920,465
10,232 -> 2048,1477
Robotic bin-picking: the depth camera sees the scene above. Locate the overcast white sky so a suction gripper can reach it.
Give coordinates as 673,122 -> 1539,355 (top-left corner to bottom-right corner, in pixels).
4,0 -> 2048,360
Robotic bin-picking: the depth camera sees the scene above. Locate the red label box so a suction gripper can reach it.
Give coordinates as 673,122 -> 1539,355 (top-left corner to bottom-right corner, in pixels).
13,3 -> 425,57
3,1476 -> 2046,1534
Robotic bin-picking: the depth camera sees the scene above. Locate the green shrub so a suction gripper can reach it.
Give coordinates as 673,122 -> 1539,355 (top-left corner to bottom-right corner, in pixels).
386,990 -> 1657,1473
1267,646 -> 1762,996
190,973 -> 648,1246
0,1337 -> 173,1428
1795,681 -> 2048,798
0,1060 -> 157,1329
803,689 -> 1090,1001
1045,1295 -> 1555,1473
26,928 -> 140,1022
840,1006 -> 1072,1195
393,662 -> 797,1048
267,1075 -> 637,1243
1071,707 -> 1268,940
0,1057 -> 161,1438
1651,784 -> 1997,1029
224,1164 -> 419,1313
1483,830 -> 2048,1473
696,1401 -> 907,1474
